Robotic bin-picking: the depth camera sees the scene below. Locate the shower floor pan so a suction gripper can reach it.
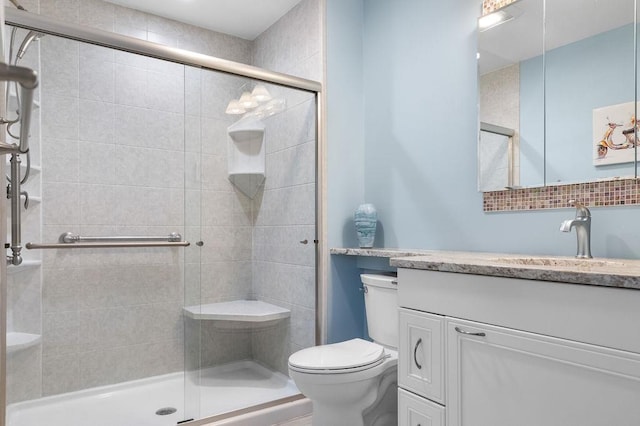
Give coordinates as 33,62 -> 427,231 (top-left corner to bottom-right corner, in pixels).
7,360 -> 299,426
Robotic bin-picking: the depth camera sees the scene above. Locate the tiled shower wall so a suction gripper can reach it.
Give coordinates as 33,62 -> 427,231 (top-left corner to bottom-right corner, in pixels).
191,0 -> 322,374
250,0 -> 321,374
38,39 -> 187,398
7,0 -> 320,403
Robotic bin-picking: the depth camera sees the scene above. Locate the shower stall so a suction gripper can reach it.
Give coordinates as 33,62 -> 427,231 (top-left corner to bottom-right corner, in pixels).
1,2 -> 321,425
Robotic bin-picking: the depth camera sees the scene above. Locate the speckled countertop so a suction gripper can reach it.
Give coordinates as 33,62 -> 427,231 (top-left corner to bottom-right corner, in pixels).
330,248 -> 433,258
330,248 -> 640,290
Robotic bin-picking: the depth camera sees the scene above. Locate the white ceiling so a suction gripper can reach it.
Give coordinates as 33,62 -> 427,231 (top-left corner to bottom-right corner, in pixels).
102,0 -> 303,40
479,0 -> 634,75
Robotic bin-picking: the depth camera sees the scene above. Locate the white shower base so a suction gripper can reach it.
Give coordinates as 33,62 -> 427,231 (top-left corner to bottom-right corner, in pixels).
7,360 -> 300,426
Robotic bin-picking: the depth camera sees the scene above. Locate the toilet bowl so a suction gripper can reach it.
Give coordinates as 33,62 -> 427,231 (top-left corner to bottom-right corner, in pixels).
288,274 -> 399,426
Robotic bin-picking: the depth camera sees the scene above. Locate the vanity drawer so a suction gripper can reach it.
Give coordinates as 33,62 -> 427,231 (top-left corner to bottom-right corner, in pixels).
398,388 -> 445,426
398,308 -> 445,404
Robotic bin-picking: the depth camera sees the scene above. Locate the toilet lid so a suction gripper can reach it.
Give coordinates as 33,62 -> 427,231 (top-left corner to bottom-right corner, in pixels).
288,338 -> 385,372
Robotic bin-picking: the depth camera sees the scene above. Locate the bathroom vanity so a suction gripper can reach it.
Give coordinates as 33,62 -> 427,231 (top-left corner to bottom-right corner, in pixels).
389,253 -> 640,426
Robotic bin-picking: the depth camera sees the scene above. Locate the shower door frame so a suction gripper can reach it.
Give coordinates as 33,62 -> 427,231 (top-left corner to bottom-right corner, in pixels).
1,6 -> 326,426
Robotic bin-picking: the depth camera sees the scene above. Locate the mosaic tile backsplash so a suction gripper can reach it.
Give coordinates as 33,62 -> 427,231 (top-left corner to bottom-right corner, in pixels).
482,0 -> 518,15
483,178 -> 640,212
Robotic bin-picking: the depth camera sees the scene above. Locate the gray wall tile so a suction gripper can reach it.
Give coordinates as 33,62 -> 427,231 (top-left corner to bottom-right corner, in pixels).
79,0 -> 115,32
40,37 -> 79,98
41,95 -> 79,140
79,56 -> 115,102
79,142 -> 116,185
42,353 -> 80,396
115,64 -> 147,108
42,138 -> 79,183
7,347 -> 42,403
79,99 -> 115,143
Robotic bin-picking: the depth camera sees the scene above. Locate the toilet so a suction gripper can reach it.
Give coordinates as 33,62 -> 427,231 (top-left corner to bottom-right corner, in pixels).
288,274 -> 398,426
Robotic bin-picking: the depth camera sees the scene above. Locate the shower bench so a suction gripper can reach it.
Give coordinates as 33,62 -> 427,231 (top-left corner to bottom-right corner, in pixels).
183,300 -> 290,322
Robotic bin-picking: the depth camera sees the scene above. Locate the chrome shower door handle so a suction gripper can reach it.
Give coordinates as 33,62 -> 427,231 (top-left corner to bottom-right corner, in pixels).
413,338 -> 423,370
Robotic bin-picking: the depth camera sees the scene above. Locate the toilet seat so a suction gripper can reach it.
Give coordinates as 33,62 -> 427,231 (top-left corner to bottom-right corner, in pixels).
288,338 -> 387,374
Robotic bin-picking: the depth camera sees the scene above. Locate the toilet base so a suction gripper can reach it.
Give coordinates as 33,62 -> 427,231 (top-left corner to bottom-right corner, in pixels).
363,367 -> 398,426
305,366 -> 398,426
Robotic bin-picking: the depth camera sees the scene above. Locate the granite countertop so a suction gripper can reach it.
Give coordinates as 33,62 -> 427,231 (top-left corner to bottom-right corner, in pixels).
330,248 -> 640,290
329,248 -> 432,258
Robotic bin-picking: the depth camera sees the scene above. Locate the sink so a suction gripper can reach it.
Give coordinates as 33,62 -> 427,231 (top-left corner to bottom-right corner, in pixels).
490,256 -> 627,269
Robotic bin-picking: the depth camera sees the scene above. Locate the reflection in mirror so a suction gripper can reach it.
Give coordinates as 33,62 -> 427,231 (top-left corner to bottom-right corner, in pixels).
544,0 -> 636,185
478,123 -> 516,191
478,0 -> 544,191
479,0 -> 638,191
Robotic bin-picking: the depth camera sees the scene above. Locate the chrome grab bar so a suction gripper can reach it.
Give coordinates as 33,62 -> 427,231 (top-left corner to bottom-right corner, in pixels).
59,231 -> 183,243
26,232 -> 190,249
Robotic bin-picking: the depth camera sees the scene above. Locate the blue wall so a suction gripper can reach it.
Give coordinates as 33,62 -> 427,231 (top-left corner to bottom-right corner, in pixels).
521,24 -> 637,184
362,0 -> 481,249
326,0 -> 367,342
326,0 -> 640,343
519,55 -> 545,186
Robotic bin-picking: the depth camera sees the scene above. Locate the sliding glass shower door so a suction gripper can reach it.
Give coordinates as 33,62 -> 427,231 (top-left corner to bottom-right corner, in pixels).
5,30 -> 193,425
4,22 -> 318,426
183,65 -> 318,420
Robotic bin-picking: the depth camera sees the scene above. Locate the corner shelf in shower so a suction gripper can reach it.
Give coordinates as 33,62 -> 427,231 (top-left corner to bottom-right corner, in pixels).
183,300 -> 290,322
6,332 -> 41,354
227,118 -> 266,199
7,260 -> 41,275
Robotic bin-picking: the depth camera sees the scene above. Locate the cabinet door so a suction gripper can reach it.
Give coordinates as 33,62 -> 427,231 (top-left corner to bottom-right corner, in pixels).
399,308 -> 444,404
399,388 -> 445,426
446,318 -> 640,426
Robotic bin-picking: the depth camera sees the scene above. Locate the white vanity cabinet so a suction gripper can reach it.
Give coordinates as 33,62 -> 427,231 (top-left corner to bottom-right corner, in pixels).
397,267 -> 640,426
447,318 -> 640,426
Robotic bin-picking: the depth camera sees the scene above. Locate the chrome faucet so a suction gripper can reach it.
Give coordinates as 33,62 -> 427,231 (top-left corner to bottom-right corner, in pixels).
560,200 -> 592,258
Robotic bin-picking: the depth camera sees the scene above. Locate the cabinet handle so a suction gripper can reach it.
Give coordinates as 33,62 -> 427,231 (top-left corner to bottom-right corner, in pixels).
455,326 -> 486,337
413,338 -> 423,370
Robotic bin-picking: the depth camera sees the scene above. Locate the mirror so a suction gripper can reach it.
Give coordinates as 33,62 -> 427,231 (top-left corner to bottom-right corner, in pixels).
478,0 -> 545,190
544,0 -> 636,185
478,0 -> 637,191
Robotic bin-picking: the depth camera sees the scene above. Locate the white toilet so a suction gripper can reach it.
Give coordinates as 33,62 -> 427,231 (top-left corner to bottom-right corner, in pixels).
288,274 -> 398,426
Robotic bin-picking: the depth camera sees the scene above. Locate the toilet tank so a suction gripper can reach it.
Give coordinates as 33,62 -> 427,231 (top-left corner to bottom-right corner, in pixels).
361,274 -> 398,349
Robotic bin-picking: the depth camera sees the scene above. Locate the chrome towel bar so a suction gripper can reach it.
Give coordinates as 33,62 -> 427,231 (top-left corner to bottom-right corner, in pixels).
26,232 -> 190,249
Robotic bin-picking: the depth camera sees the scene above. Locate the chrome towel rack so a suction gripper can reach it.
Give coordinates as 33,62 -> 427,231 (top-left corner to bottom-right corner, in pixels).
26,232 -> 190,249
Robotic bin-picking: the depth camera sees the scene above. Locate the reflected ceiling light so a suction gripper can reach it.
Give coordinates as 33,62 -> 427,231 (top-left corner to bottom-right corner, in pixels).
225,100 -> 246,115
251,85 -> 272,102
478,10 -> 513,32
239,91 -> 259,109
